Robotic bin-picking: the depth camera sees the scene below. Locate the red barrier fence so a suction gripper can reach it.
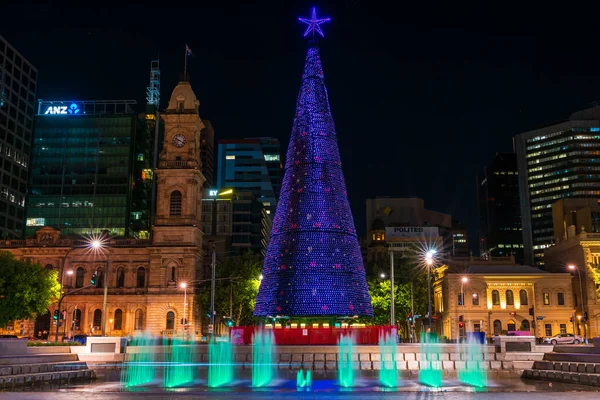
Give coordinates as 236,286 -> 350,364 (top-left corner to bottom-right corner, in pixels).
231,326 -> 395,345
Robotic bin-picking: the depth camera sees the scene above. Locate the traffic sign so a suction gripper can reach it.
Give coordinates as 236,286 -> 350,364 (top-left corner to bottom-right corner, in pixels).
208,324 -> 214,334
536,316 -> 545,320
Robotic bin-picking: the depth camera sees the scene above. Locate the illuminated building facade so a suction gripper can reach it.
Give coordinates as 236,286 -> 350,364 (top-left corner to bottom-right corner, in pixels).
434,264 -> 574,340
26,101 -> 137,237
0,35 -> 37,238
478,152 -> 523,263
515,106 -> 600,266
216,137 -> 281,214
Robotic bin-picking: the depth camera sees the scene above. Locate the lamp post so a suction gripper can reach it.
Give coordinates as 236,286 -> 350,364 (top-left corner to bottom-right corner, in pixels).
389,249 -> 395,328
568,264 -> 587,344
54,266 -> 74,343
425,250 -> 437,331
91,238 -> 109,336
460,276 -> 468,340
180,282 -> 188,334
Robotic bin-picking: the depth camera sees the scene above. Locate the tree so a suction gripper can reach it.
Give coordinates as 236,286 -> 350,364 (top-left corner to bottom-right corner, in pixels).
198,251 -> 263,327
0,251 -> 60,328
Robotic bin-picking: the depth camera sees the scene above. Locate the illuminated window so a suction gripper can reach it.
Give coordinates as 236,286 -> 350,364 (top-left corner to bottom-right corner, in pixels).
264,154 -> 280,162
26,218 -> 45,226
472,293 -> 479,306
543,292 -> 550,305
226,155 -> 236,160
557,292 -> 565,305
142,169 -> 153,181
166,311 -> 175,330
506,290 -> 514,306
137,153 -> 144,161
134,309 -> 144,330
492,290 -> 500,305
520,290 -> 528,305
113,309 -> 123,330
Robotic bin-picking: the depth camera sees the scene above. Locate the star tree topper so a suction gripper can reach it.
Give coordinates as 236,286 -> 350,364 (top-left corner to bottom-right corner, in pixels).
298,7 -> 331,39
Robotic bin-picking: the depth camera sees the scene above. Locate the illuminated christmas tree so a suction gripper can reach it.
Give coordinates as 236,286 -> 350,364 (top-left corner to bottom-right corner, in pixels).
254,8 -> 373,317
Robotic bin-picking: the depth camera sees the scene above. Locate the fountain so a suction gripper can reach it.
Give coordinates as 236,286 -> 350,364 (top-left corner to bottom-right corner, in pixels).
121,331 -> 157,388
419,332 -> 442,387
208,338 -> 234,387
378,331 -> 398,388
338,333 -> 355,388
296,369 -> 312,389
164,333 -> 195,388
252,329 -> 275,387
458,332 -> 487,387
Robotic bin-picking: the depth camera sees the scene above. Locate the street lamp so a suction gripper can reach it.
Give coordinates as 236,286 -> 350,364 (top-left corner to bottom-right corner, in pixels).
425,249 -> 437,330
180,282 -> 188,334
460,276 -> 468,340
380,273 -> 386,279
568,264 -> 588,344
53,247 -> 79,343
91,237 -> 110,336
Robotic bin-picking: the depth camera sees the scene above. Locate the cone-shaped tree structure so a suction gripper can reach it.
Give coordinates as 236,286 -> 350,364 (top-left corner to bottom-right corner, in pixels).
254,44 -> 373,317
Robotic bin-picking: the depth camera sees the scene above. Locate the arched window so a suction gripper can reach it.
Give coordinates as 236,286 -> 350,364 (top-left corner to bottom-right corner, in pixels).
166,311 -> 175,330
93,309 -> 102,328
507,319 -> 516,332
136,267 -> 146,288
520,289 -> 528,305
170,190 -> 182,216
134,309 -> 144,330
72,309 -> 81,330
521,319 -> 530,331
75,267 -> 84,288
493,320 -> 502,335
45,264 -> 53,270
492,290 -> 500,305
506,290 -> 514,306
116,267 -> 125,288
114,309 -> 123,330
171,266 -> 176,282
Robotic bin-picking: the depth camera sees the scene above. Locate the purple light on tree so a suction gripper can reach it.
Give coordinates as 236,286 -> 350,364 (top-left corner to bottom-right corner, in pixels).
298,7 -> 331,38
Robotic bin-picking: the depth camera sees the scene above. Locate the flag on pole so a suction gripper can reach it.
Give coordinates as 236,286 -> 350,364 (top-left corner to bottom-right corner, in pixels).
186,44 -> 192,56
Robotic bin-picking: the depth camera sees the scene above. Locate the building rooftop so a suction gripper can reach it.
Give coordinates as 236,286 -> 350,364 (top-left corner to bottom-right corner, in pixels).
465,265 -> 548,275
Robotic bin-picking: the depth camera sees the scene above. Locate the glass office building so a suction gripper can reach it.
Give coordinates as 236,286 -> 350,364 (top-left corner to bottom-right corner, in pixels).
26,100 -> 137,237
515,106 -> 600,266
0,35 -> 37,238
216,137 -> 281,214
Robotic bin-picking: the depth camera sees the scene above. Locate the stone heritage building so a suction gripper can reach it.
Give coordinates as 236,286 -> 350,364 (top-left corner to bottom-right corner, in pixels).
0,79 -> 209,339
433,264 -> 575,341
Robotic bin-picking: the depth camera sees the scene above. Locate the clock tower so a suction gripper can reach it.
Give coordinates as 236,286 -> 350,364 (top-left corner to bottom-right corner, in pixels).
153,80 -> 206,245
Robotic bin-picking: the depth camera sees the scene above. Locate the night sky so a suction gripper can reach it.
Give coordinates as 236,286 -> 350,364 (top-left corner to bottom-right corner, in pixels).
3,1 -> 600,251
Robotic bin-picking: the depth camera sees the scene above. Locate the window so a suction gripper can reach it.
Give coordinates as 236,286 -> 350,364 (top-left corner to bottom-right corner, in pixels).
492,290 -> 500,305
493,320 -> 502,335
557,292 -> 565,306
72,309 -> 81,330
134,309 -> 144,330
473,323 -> 481,333
543,292 -> 550,305
521,320 -> 530,331
520,289 -> 528,305
507,319 -> 516,332
472,293 -> 479,306
97,270 -> 104,288
75,267 -> 84,288
170,190 -> 182,216
506,290 -> 514,306
113,309 -> 123,330
93,309 -> 102,328
166,311 -> 175,330
560,324 -> 567,334
458,292 -> 464,306
136,267 -> 145,288
44,263 -> 53,270
545,324 -> 552,337
171,266 -> 176,281
116,267 -> 125,288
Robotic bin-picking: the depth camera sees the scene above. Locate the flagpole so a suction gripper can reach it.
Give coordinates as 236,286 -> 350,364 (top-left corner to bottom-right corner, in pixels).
184,45 -> 187,78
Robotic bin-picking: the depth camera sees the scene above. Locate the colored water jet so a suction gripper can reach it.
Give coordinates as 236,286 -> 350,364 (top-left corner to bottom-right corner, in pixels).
338,333 -> 355,388
458,332 -> 487,387
379,331 -> 398,388
419,332 -> 442,387
164,333 -> 195,388
121,331 -> 156,388
296,369 -> 312,389
252,329 -> 275,387
208,338 -> 234,387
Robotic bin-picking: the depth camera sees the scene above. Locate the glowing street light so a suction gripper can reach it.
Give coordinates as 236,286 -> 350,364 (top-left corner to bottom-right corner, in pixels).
424,249 -> 438,328
259,274 -> 264,281
380,273 -> 386,279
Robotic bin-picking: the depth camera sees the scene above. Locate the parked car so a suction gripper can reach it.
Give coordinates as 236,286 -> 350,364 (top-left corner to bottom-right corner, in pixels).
72,334 -> 88,345
543,333 -> 583,345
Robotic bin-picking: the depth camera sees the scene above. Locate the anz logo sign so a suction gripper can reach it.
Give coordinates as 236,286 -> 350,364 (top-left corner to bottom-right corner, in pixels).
44,103 -> 81,115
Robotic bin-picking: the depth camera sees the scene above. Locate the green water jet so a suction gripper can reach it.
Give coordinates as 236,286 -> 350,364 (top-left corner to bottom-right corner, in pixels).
208,338 -> 234,387
252,329 -> 275,387
458,333 -> 487,387
379,331 -> 398,387
338,333 -> 355,388
296,369 -> 312,388
419,332 -> 442,387
121,331 -> 156,388
164,333 -> 195,388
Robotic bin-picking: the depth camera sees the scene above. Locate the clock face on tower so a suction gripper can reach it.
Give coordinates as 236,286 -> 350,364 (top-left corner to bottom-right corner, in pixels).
172,134 -> 186,148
